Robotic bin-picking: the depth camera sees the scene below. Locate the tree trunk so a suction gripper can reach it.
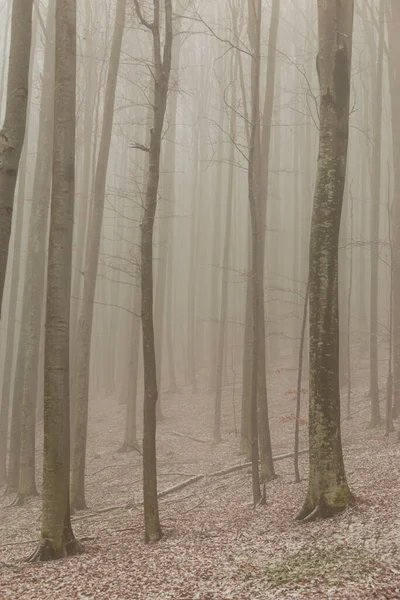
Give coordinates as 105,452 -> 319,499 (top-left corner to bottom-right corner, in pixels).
294,281 -> 309,484
388,0 -> 400,419
247,0 -> 262,506
133,0 -> 173,544
0,0 -> 34,318
70,0 -> 126,512
119,286 -> 140,452
256,0 -> 280,483
209,88 -> 225,393
0,133 -> 27,486
296,0 -> 354,522
17,0 -> 56,503
30,0 -> 81,562
368,0 -> 384,428
213,58 -> 236,444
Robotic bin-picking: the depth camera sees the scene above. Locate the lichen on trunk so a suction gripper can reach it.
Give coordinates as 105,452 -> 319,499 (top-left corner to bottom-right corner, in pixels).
297,0 -> 355,521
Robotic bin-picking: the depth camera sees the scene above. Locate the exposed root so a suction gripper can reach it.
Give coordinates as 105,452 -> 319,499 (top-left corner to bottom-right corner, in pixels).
301,504 -> 321,523
296,498 -> 353,522
27,537 -> 84,562
7,491 -> 38,507
295,501 -> 312,521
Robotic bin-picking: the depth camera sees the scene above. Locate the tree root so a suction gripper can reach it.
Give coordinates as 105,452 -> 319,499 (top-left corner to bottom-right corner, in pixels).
301,504 -> 321,523
70,497 -> 88,514
295,499 -> 352,523
27,537 -> 84,562
7,491 -> 38,508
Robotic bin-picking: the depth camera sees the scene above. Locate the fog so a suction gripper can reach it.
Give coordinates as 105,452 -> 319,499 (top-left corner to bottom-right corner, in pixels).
0,0 -> 398,597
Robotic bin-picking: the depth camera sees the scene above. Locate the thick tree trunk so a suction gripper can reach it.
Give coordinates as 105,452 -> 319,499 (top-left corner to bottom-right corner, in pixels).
70,0 -> 126,512
30,0 -> 81,562
297,0 -> 354,521
0,0 -> 34,318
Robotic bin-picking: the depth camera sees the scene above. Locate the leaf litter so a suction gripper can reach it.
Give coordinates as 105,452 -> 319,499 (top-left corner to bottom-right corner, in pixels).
0,355 -> 400,598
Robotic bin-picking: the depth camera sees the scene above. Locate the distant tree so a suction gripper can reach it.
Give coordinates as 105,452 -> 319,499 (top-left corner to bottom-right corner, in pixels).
29,0 -> 81,561
15,0 -> 56,504
388,0 -> 400,419
296,0 -> 355,522
133,0 -> 173,543
70,0 -> 127,513
0,0 -> 34,318
213,58 -> 236,444
366,0 -> 384,428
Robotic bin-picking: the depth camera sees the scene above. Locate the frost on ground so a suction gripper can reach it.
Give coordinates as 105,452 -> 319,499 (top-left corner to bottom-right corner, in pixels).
0,357 -> 400,599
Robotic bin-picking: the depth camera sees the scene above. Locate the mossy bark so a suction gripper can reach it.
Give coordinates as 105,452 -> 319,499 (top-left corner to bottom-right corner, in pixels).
297,0 -> 355,521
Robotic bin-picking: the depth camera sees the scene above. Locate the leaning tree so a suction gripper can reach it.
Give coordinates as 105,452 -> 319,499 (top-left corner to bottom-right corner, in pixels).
296,0 -> 355,522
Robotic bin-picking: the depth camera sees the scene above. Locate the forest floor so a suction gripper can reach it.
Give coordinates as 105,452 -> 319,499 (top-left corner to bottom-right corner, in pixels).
1,354 -> 400,599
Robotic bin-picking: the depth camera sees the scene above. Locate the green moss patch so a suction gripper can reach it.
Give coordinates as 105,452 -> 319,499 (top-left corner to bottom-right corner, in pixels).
239,544 -> 387,590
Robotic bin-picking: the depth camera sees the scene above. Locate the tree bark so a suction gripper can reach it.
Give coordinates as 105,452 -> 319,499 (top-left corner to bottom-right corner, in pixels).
30,0 -> 81,561
133,0 -> 173,543
296,0 -> 354,521
368,0 -> 384,428
0,0 -> 34,318
213,58 -> 236,443
70,0 -> 126,512
17,0 -> 56,503
388,0 -> 400,419
257,0 -> 280,483
0,133 -> 27,486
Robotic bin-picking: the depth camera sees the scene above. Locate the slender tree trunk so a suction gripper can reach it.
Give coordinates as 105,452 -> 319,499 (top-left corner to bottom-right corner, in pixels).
368,0 -> 384,428
296,0 -> 354,522
0,134 -> 27,486
213,60 -> 236,443
16,0 -> 56,503
133,0 -> 173,543
386,164 -> 394,435
247,0 -> 262,505
241,239 -> 252,458
0,0 -> 34,318
70,0 -> 126,512
256,0 -> 280,483
294,281 -> 308,484
209,89 -> 225,393
29,0 -> 81,562
119,287 -> 140,452
388,0 -> 400,419
346,187 -> 354,419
